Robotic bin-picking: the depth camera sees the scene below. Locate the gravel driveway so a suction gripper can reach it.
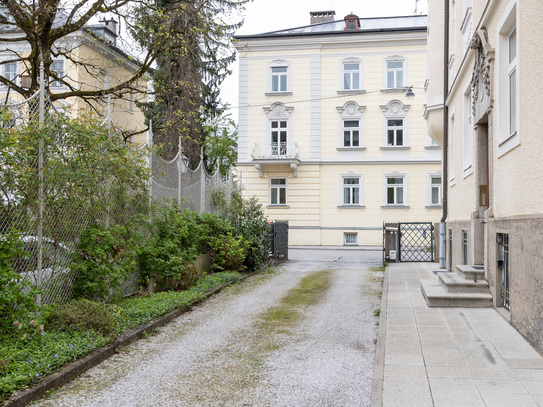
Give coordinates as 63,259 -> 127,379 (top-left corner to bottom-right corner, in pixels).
35,248 -> 382,407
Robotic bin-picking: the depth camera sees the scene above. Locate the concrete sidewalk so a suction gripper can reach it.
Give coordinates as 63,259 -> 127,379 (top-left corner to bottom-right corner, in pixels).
373,262 -> 543,407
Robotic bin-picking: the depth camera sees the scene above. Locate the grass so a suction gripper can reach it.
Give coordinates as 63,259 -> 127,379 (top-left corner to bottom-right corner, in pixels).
169,269 -> 333,405
0,271 -> 242,401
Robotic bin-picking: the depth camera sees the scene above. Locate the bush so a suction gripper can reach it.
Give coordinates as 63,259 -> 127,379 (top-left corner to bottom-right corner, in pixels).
72,224 -> 139,302
47,299 -> 117,337
209,232 -> 248,272
0,230 -> 43,339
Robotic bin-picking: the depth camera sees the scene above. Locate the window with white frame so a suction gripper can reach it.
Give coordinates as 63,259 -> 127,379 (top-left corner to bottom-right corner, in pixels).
97,70 -> 109,91
337,101 -> 365,149
386,119 -> 404,146
270,120 -> 288,155
449,113 -> 455,184
385,59 -> 405,88
50,60 -> 65,87
268,61 -> 290,93
270,178 -> 287,205
343,120 -> 360,147
342,176 -> 361,205
341,60 -> 362,91
385,175 -> 405,205
497,2 -> 518,154
463,86 -> 473,175
263,102 -> 293,157
381,100 -> 409,147
429,175 -> 442,206
126,91 -> 135,113
344,232 -> 358,246
1,62 -> 17,86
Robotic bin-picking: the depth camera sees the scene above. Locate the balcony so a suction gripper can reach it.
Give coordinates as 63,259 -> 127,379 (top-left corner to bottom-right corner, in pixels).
251,142 -> 300,176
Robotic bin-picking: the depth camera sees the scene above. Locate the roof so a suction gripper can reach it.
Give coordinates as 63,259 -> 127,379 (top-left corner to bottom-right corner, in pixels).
235,15 -> 427,40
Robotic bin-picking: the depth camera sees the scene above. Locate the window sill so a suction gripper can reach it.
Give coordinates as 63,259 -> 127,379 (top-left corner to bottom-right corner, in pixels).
381,205 -> 410,209
425,145 -> 441,150
380,146 -> 410,150
425,205 -> 442,209
337,205 -> 365,209
267,204 -> 289,208
337,147 -> 367,151
337,89 -> 366,95
380,88 -> 407,93
265,91 -> 292,96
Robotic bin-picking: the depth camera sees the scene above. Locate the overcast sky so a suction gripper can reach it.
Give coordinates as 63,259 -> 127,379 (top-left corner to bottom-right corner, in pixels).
220,0 -> 428,114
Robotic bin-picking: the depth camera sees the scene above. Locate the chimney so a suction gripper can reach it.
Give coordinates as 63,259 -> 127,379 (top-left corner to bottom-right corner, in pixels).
101,18 -> 118,36
310,11 -> 336,25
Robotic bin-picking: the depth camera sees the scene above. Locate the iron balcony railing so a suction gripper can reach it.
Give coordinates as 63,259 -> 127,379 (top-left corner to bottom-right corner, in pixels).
251,142 -> 299,160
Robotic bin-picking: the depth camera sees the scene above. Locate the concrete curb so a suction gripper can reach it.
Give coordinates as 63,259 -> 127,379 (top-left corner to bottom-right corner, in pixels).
3,271 -> 259,407
370,264 -> 389,407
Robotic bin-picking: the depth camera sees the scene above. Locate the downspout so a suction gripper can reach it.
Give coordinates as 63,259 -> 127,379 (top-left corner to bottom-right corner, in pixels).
440,0 -> 450,269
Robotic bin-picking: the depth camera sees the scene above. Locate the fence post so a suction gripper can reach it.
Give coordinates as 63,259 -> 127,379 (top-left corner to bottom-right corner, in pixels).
147,120 -> 153,210
37,57 -> 45,306
105,96 -> 112,228
177,136 -> 183,207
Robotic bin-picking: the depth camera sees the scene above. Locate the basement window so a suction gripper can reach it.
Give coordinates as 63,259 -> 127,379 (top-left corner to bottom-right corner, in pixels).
344,232 -> 358,246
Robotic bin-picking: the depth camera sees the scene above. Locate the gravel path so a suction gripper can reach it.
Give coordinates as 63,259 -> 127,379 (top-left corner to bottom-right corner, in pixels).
35,250 -> 382,407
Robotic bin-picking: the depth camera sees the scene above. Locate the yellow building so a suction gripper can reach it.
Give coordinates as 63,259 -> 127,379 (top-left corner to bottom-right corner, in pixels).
425,0 -> 543,353
0,12 -> 148,144
235,11 -> 441,246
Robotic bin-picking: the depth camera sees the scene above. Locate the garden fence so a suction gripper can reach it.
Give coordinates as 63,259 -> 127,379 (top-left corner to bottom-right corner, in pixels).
1,65 -> 234,306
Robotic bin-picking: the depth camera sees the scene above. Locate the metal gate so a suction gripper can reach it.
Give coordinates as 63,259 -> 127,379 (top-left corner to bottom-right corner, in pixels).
269,220 -> 288,262
398,222 -> 434,262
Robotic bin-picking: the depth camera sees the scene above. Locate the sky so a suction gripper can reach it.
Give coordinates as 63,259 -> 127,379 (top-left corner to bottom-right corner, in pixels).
220,0 -> 428,114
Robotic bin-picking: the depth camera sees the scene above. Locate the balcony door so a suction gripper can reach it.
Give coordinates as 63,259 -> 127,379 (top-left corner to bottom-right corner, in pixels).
271,120 -> 288,156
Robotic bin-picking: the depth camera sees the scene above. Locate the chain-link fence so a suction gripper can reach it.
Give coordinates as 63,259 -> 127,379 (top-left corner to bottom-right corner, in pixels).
1,79 -> 234,306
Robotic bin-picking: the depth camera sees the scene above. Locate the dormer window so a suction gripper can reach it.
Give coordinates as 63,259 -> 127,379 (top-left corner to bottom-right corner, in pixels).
344,14 -> 360,30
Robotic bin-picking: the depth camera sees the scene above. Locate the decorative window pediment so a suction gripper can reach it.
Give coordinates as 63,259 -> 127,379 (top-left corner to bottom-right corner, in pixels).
380,100 -> 410,115
263,102 -> 293,118
337,101 -> 365,117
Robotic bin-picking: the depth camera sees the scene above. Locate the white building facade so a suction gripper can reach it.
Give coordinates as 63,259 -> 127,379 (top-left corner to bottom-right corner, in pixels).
236,12 -> 441,246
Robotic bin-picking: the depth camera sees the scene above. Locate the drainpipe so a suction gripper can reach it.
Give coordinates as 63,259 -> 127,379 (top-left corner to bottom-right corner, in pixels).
440,0 -> 450,269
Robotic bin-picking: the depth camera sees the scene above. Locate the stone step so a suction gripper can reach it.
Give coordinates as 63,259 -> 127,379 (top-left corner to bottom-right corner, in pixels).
437,271 -> 490,294
456,264 -> 486,281
421,279 -> 493,308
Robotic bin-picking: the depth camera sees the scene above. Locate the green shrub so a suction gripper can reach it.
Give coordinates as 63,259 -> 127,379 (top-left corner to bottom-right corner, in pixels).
0,230 -> 43,339
47,299 -> 117,337
72,224 -> 138,301
209,232 -> 247,272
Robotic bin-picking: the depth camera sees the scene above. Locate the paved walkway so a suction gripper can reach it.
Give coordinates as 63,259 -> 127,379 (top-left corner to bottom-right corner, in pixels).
375,262 -> 543,407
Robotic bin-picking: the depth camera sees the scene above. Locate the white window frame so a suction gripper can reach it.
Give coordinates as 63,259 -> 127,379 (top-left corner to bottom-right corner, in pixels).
126,91 -> 135,113
384,174 -> 407,206
1,61 -> 17,87
268,60 -> 291,94
340,58 -> 363,91
384,56 -> 406,89
386,118 -> 405,146
428,174 -> 442,206
463,83 -> 473,177
497,2 -> 519,156
337,101 -> 365,149
270,178 -> 287,206
263,102 -> 293,157
380,100 -> 409,148
449,111 -> 455,185
49,59 -> 65,88
344,232 -> 358,246
340,174 -> 363,206
97,69 -> 109,91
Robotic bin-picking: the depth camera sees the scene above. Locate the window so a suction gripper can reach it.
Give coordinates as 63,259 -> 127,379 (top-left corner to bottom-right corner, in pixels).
343,120 -> 360,147
497,2 -> 518,154
429,175 -> 442,206
1,62 -> 17,85
50,60 -> 65,87
386,176 -> 405,205
386,119 -> 404,146
337,101 -> 365,149
344,233 -> 358,246
270,120 -> 288,155
463,86 -> 473,176
342,61 -> 362,91
126,91 -> 135,113
97,70 -> 109,91
270,178 -> 287,205
385,60 -> 404,88
380,100 -> 409,148
342,177 -> 360,205
508,27 -> 517,135
268,61 -> 290,93
449,112 -> 455,184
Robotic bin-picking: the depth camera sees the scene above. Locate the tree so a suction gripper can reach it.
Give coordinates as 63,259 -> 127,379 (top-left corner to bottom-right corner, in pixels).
132,0 -> 249,162
203,113 -> 237,177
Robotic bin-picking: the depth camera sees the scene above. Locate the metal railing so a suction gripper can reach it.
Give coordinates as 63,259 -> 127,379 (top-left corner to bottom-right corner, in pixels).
251,141 -> 299,159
